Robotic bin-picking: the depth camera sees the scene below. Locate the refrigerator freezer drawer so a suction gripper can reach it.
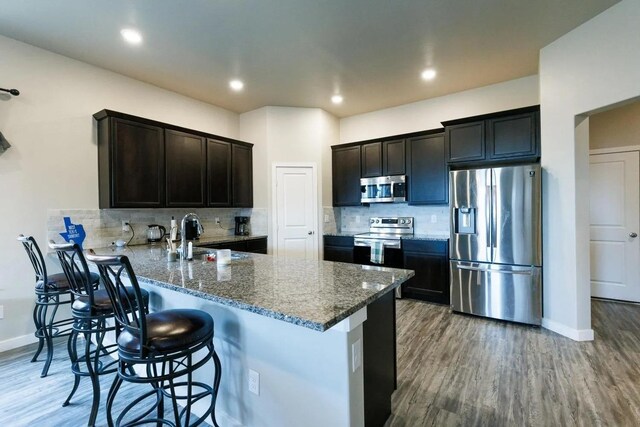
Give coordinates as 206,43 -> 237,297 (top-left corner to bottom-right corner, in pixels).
450,261 -> 542,325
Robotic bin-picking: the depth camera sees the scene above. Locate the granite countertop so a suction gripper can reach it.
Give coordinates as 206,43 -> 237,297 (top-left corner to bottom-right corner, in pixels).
90,245 -> 413,332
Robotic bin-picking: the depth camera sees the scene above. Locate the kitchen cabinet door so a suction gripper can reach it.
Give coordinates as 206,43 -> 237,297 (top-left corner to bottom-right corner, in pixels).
232,143 -> 253,207
361,142 -> 382,178
165,129 -> 206,207
401,240 -> 449,304
446,121 -> 485,163
99,117 -> 165,208
488,111 -> 539,160
246,237 -> 268,254
383,139 -> 405,175
207,139 -> 232,207
407,133 -> 448,205
323,235 -> 354,263
332,145 -> 362,206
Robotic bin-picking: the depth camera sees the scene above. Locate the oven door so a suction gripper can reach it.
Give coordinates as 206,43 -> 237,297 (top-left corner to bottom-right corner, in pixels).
353,239 -> 404,297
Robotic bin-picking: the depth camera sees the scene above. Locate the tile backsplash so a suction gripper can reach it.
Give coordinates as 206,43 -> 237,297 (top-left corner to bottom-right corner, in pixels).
47,208 -> 268,249
337,204 -> 450,236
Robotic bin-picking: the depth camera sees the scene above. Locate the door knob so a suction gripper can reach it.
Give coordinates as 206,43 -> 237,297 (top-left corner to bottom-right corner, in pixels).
630,232 -> 638,238
308,231 -> 314,235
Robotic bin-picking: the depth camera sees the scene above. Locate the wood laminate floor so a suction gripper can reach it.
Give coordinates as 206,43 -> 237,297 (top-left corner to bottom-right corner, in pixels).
1,299 -> 639,426
388,299 -> 640,426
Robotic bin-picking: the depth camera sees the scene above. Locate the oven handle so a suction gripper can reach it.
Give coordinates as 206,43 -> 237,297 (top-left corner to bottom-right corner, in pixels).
354,240 -> 401,249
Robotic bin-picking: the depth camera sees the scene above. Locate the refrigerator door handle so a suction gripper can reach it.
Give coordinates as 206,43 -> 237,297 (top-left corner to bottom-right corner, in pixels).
487,267 -> 533,276
491,169 -> 498,258
486,169 -> 492,261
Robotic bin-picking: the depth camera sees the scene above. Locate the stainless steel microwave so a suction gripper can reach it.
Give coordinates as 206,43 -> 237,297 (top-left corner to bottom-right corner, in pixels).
360,175 -> 407,203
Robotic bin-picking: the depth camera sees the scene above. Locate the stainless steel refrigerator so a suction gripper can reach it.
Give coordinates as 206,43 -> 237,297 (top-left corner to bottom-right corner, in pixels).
449,164 -> 542,325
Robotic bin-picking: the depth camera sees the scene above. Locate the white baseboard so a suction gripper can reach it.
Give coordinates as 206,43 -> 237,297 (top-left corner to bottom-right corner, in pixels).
0,333 -> 38,353
542,318 -> 594,341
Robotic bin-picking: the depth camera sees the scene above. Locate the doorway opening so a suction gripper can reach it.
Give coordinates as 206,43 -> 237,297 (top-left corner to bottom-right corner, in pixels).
588,100 -> 640,305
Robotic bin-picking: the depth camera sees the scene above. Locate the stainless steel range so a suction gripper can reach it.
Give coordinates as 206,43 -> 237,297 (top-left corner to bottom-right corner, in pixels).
354,217 -> 414,298
354,217 -> 414,248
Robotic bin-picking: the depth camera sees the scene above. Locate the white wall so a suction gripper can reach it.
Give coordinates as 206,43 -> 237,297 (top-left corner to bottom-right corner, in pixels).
590,100 -> 640,149
239,107 -> 339,254
539,0 -> 640,340
339,75 -> 539,143
0,35 -> 239,345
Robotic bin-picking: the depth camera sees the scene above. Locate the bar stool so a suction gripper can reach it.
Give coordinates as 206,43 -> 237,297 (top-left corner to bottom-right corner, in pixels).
86,253 -> 222,427
18,234 -> 76,377
51,242 -> 149,427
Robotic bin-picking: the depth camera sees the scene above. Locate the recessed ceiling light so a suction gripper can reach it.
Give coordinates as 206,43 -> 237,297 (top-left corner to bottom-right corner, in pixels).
229,80 -> 244,91
421,68 -> 437,81
120,28 -> 143,45
331,95 -> 343,104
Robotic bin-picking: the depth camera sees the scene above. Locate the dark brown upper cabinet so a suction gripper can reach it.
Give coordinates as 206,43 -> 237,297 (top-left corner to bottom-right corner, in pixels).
446,121 -> 485,163
487,111 -> 539,160
207,139 -> 232,207
165,130 -> 206,207
383,139 -> 406,175
232,143 -> 253,207
332,145 -> 362,206
407,133 -> 448,205
94,109 -> 253,209
443,105 -> 540,166
361,142 -> 382,177
97,117 -> 165,208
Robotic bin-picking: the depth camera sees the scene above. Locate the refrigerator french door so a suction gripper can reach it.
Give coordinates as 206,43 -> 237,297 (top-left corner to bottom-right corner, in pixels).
449,164 -> 542,325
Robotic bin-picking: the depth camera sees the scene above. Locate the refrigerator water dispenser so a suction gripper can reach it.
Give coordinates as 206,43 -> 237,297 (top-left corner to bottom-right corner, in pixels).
455,207 -> 476,234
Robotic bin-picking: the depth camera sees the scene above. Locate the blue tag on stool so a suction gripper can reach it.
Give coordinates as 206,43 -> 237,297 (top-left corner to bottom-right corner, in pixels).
60,217 -> 86,249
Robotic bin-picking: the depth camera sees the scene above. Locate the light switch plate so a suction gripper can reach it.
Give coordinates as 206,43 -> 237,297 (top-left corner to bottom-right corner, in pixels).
430,215 -> 438,223
324,214 -> 330,223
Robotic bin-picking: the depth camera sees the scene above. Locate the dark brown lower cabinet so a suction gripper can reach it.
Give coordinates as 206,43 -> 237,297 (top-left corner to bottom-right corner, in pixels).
199,237 -> 267,254
323,235 -> 354,263
363,290 -> 396,427
401,239 -> 449,304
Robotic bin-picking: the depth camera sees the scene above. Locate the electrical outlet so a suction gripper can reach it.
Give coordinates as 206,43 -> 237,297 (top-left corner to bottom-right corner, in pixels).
0,305 -> 4,319
249,369 -> 260,395
352,339 -> 362,372
215,217 -> 220,224
121,220 -> 130,232
430,215 -> 438,224
324,214 -> 330,223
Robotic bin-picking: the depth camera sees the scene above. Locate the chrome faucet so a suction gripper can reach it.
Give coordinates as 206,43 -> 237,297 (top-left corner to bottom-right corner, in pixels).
179,213 -> 203,259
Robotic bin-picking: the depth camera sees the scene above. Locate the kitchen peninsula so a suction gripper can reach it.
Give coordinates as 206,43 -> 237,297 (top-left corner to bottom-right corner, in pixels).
91,244 -> 414,427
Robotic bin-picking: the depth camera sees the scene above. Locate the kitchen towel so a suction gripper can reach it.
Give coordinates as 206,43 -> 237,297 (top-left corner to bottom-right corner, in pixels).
370,241 -> 384,264
0,131 -> 11,154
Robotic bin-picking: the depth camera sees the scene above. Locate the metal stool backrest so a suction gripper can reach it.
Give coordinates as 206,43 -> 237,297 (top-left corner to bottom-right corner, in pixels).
86,253 -> 148,357
17,234 -> 49,289
49,242 -> 94,303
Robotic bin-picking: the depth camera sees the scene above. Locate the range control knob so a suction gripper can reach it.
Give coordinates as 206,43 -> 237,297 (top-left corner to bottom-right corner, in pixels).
370,219 -> 375,223
399,219 -> 405,224
376,219 -> 380,223
407,219 -> 411,224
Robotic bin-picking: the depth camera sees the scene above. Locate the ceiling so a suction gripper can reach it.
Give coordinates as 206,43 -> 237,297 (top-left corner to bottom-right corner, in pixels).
0,0 -> 619,117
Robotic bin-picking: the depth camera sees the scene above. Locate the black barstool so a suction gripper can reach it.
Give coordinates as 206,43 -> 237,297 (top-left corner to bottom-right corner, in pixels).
87,253 -> 222,427
18,234 -> 76,377
51,242 -> 149,427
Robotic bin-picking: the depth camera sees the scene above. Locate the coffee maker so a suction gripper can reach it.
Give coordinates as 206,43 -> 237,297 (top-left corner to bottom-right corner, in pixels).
235,216 -> 250,236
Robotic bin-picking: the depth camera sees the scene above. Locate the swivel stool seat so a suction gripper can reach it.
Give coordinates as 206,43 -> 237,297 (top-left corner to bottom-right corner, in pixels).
18,235 -> 79,377
86,253 -> 222,427
51,242 -> 149,427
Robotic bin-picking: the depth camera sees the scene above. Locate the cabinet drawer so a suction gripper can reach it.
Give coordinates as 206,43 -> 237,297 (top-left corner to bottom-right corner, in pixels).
324,235 -> 354,247
401,239 -> 447,254
246,238 -> 267,254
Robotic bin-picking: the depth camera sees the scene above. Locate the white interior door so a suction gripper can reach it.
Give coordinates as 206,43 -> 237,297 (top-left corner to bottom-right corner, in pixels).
589,151 -> 640,302
274,166 -> 318,260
